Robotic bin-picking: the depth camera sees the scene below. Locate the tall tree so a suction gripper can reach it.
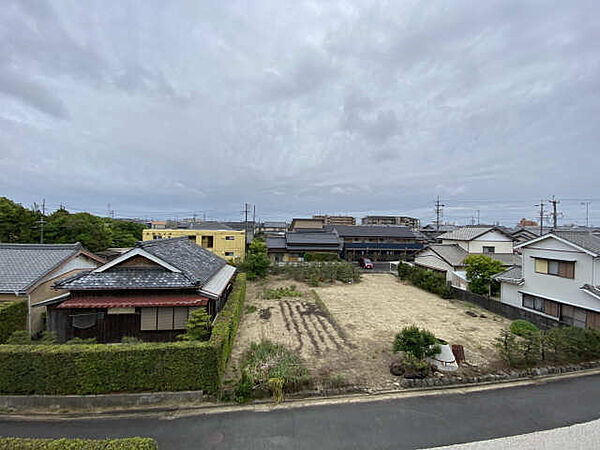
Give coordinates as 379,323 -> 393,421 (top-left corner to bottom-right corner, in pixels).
463,254 -> 504,295
0,197 -> 41,243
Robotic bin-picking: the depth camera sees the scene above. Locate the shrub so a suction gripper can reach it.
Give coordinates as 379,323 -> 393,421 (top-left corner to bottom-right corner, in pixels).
65,337 -> 98,345
209,273 -> 247,378
397,264 -> 453,299
179,308 -> 212,341
510,320 -> 539,337
121,336 -> 142,344
234,369 -> 254,403
272,262 -> 361,284
393,326 -> 440,360
263,286 -> 303,299
303,252 -> 340,262
239,239 -> 270,280
463,254 -> 504,296
38,331 -> 59,345
241,340 -> 311,395
0,300 -> 27,344
497,325 -> 600,367
0,437 -> 158,449
401,353 -> 430,379
6,330 -> 32,345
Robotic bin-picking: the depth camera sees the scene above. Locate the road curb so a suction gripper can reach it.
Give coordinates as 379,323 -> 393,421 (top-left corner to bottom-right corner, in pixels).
1,366 -> 599,420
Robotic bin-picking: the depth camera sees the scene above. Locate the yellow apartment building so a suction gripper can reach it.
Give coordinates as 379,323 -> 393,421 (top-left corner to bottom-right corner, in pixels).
142,228 -> 246,260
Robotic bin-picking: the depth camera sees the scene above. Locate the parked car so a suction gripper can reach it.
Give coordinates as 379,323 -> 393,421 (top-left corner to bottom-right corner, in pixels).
358,257 -> 373,269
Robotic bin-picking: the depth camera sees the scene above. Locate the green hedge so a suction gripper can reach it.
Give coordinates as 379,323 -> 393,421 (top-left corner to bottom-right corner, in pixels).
0,300 -> 27,344
0,437 -> 157,449
0,274 -> 247,395
397,263 -> 453,298
209,273 -> 247,378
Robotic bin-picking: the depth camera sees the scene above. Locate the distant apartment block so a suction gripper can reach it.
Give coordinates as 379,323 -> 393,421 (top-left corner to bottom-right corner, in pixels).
142,223 -> 245,260
312,215 -> 356,226
361,215 -> 420,230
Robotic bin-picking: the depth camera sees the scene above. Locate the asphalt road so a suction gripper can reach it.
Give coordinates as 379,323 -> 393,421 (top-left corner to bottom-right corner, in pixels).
1,375 -> 599,450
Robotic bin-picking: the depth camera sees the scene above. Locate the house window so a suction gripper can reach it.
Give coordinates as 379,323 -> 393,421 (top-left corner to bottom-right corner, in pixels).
534,258 -> 574,279
225,251 -> 234,257
482,246 -> 495,254
201,235 -> 214,248
141,307 -> 195,331
225,236 -> 235,240
561,305 -> 587,328
522,294 -> 544,312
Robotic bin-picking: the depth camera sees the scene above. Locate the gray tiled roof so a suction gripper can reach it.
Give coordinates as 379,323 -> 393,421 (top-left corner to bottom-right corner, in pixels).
58,238 -> 227,290
285,231 -> 340,246
427,244 -> 469,266
553,231 -> 600,256
324,225 -> 415,239
0,243 -> 82,293
438,226 -> 497,241
493,266 -> 523,284
57,269 -> 193,290
266,237 -> 286,249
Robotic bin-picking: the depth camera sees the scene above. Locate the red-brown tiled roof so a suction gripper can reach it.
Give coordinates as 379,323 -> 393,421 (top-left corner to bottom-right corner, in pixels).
57,294 -> 208,309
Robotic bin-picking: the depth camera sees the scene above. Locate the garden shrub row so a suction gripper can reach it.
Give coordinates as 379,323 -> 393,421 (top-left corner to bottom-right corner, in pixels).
497,322 -> 600,367
271,262 -> 361,285
209,273 -> 247,378
0,437 -> 157,449
397,263 -> 453,299
0,300 -> 27,344
0,274 -> 247,395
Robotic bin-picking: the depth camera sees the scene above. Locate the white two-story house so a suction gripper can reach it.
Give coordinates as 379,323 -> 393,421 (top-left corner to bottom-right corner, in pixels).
414,226 -> 518,289
494,231 -> 600,329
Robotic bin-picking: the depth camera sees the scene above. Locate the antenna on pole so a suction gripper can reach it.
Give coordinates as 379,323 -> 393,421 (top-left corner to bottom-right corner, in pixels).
581,201 -> 591,228
434,196 -> 445,232
535,200 -> 545,235
38,199 -> 46,244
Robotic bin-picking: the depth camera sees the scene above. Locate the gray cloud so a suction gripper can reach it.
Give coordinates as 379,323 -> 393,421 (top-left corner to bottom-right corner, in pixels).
0,0 -> 599,226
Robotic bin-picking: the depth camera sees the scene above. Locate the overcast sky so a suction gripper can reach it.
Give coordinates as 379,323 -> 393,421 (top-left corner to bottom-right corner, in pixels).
1,0 -> 599,226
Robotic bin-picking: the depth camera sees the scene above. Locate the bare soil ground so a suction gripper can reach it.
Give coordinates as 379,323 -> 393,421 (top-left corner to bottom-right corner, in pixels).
228,273 -> 511,391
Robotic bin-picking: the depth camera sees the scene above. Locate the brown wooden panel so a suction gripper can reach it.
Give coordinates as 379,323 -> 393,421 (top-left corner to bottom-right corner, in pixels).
544,299 -> 560,317
587,310 -> 600,330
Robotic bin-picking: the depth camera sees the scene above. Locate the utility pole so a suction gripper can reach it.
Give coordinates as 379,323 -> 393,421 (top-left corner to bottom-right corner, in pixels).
535,200 -> 545,235
434,196 -> 445,232
581,201 -> 591,228
244,203 -> 249,235
252,205 -> 256,232
38,199 -> 46,244
549,196 -> 560,230
476,209 -> 480,225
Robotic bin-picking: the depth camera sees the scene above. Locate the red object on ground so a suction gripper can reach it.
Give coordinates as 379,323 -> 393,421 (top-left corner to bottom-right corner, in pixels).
57,294 -> 208,309
452,344 -> 465,364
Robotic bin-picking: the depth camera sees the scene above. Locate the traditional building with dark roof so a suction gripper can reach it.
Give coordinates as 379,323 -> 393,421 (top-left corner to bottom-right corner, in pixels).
41,237 -> 236,342
0,243 -> 104,334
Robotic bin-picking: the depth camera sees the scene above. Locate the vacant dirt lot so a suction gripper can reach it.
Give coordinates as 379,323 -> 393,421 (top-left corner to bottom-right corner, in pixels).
228,273 -> 511,391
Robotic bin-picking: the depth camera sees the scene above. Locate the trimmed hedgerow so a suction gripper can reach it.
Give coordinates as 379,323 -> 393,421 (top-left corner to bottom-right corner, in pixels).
210,273 -> 247,378
0,274 -> 247,395
0,300 -> 27,344
397,263 -> 453,299
0,437 -> 157,449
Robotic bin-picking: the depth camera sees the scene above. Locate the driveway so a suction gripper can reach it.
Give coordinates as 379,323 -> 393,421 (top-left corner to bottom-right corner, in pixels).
1,374 -> 599,449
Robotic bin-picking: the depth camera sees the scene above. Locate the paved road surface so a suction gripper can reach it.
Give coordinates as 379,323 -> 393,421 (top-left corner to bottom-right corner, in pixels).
0,375 -> 599,449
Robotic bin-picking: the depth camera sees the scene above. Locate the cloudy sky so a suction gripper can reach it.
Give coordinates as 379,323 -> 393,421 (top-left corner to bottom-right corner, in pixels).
1,0 -> 599,226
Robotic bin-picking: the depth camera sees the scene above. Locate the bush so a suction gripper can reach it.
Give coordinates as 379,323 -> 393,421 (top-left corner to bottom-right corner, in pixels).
303,252 -> 340,262
65,337 -> 98,345
6,330 -> 32,345
397,264 -> 453,299
121,336 -> 142,344
497,325 -> 600,367
401,353 -> 431,379
263,286 -> 302,299
0,300 -> 27,344
271,262 -> 361,284
463,254 -> 504,295
0,437 -> 158,449
239,239 -> 270,280
179,308 -> 212,341
510,320 -> 539,337
393,326 -> 440,360
240,340 -> 312,395
38,331 -> 59,345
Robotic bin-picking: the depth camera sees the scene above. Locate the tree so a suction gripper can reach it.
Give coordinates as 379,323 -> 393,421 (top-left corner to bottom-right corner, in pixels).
463,254 -> 504,295
0,197 -> 41,243
393,326 -> 440,359
44,210 -> 111,252
241,238 -> 270,280
179,308 -> 212,341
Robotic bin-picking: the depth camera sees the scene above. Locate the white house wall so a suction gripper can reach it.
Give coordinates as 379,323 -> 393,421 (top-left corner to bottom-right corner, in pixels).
521,237 -> 600,313
469,231 -> 514,254
47,255 -> 100,280
500,282 -> 521,308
